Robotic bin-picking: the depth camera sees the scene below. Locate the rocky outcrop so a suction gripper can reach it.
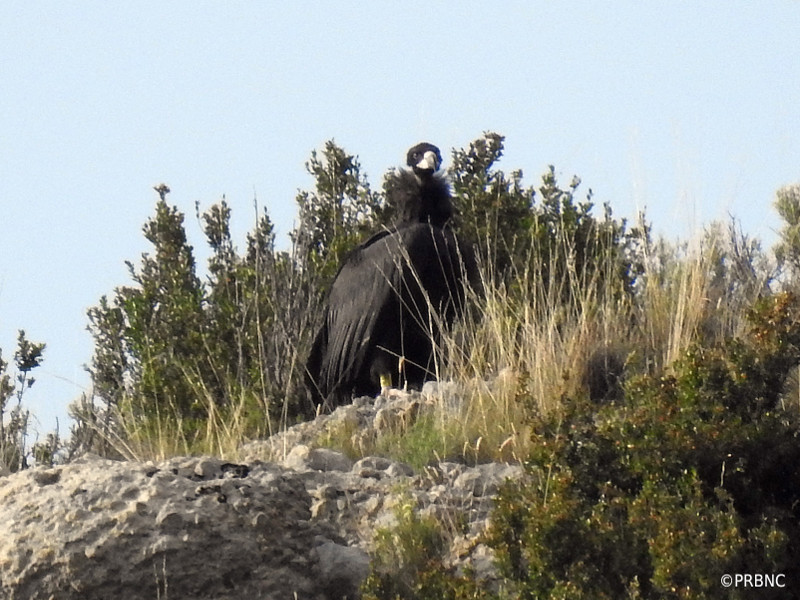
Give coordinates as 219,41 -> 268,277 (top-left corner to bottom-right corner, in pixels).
0,390 -> 525,599
0,455 -> 328,599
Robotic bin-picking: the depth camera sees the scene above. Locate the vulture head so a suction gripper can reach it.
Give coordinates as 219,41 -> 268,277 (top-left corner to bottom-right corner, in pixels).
406,142 -> 443,180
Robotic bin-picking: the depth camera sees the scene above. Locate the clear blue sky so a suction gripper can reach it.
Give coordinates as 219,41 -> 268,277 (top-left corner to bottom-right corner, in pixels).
2,3 -> 799,436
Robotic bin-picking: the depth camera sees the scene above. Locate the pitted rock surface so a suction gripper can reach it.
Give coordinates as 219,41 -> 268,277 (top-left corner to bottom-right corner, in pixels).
0,390 -> 525,599
0,455 -> 329,599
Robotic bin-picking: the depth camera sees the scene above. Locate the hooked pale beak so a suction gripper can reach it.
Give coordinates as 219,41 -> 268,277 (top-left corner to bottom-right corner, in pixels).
416,150 -> 440,172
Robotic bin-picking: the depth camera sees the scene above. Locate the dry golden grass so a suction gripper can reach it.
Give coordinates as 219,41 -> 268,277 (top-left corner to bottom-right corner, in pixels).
107,225 -> 764,466
424,229 -> 759,465
106,369 -> 276,462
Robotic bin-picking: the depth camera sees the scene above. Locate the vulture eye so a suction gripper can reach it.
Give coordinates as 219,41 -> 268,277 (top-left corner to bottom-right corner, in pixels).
405,143 -> 441,173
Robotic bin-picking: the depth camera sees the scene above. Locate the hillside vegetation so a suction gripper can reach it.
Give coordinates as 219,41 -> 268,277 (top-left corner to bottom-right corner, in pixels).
3,132 -> 800,597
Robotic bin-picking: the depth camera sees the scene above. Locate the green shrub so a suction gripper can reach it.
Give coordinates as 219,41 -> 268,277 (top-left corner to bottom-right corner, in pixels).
361,498 -> 499,600
0,331 -> 46,471
488,292 -> 800,599
83,142 -> 381,459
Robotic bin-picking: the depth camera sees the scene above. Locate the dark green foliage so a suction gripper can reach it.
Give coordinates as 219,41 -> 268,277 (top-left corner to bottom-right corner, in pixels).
87,197 -> 209,428
86,295 -> 128,411
201,201 -> 279,407
488,292 -> 800,599
449,132 -> 535,275
85,141 -> 378,449
293,140 -> 383,286
0,330 -> 45,471
123,198 -> 207,418
450,132 -> 644,309
86,197 -> 316,437
81,133 -> 645,454
13,331 -> 46,375
200,199 -> 321,420
361,500 -> 499,600
530,167 -> 644,305
774,184 -> 800,282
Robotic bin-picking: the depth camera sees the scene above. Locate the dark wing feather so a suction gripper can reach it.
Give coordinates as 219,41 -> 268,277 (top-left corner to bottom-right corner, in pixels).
309,231 -> 406,405
306,223 -> 474,408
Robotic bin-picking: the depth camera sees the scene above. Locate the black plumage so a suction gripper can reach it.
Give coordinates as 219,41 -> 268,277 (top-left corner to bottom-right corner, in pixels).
306,142 -> 474,409
386,143 -> 452,227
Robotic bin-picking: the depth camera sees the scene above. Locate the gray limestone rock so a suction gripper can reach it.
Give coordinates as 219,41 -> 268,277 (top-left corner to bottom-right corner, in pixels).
0,456 -> 326,600
315,540 -> 371,599
1,388 -> 527,599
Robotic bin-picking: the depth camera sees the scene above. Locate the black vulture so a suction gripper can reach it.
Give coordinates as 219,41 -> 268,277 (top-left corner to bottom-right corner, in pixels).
306,142 -> 474,409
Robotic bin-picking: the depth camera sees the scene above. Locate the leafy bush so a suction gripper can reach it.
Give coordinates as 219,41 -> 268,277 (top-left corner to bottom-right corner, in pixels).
488,292 -> 800,599
449,132 -> 535,276
774,184 -> 800,282
293,140 -> 382,286
361,498 -> 498,600
450,133 -> 644,306
0,331 -> 45,471
83,142 -> 380,459
80,133 -> 644,461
